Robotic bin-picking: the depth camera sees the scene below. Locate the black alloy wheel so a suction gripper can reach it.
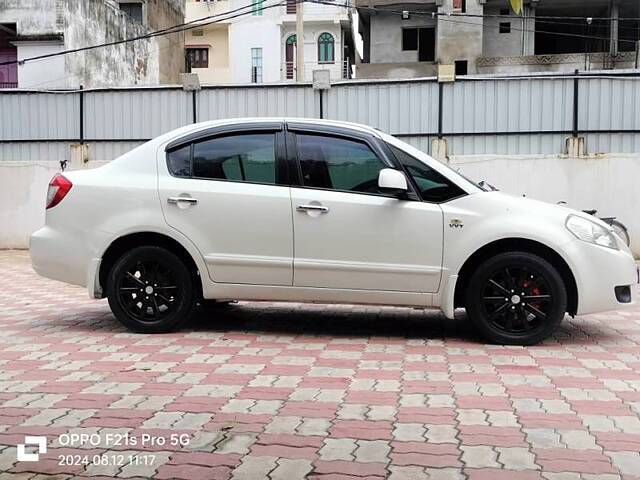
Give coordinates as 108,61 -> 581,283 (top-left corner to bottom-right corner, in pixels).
107,246 -> 195,333
465,252 -> 567,345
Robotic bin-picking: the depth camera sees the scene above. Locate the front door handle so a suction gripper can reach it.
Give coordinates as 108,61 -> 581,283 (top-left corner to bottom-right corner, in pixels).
167,196 -> 198,205
297,204 -> 329,213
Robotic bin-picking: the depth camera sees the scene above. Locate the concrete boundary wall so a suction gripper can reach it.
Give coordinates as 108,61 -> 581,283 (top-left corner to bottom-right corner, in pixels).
2,73 -> 640,251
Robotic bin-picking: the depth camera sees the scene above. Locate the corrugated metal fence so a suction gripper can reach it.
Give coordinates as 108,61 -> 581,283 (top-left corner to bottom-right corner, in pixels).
1,71 -> 640,162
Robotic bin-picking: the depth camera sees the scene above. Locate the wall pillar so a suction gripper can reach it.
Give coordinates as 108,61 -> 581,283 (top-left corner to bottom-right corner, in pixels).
522,3 -> 536,56
610,0 -> 619,55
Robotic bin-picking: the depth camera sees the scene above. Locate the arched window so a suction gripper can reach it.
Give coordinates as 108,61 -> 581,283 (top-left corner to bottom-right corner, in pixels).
317,32 -> 334,64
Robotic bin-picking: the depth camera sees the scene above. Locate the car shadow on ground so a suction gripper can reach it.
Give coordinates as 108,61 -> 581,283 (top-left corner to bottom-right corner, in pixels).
55,301 -> 618,346
187,303 -> 476,342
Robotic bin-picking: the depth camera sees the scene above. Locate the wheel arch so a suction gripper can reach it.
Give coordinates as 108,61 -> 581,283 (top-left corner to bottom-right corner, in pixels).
453,238 -> 578,316
98,231 -> 203,299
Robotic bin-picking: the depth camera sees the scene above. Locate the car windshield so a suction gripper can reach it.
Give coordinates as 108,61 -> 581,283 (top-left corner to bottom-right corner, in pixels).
379,131 -> 483,194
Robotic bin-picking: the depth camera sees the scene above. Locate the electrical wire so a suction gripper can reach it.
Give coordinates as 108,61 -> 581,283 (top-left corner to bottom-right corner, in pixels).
310,0 -> 640,46
3,0 -> 639,69
0,0 -> 298,67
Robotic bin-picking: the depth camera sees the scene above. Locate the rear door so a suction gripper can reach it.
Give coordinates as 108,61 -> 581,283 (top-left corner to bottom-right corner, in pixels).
158,122 -> 294,286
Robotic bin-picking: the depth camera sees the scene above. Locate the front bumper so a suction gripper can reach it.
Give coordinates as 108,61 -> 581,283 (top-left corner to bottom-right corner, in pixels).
565,238 -> 637,315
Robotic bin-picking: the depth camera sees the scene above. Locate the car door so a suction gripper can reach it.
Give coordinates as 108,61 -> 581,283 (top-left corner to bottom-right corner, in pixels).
158,123 -> 293,286
287,124 -> 444,293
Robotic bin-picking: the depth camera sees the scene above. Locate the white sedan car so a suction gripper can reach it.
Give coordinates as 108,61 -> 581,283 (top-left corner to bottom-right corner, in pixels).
31,118 -> 636,345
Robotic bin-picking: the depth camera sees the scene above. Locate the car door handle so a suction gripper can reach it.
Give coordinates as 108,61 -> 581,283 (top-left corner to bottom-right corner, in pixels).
167,196 -> 198,205
297,204 -> 329,213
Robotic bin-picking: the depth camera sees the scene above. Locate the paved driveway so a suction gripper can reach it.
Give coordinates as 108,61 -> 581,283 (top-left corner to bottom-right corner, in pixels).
1,250 -> 639,479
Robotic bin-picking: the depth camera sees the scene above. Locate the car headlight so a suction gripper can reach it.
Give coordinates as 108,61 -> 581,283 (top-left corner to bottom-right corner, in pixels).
566,214 -> 618,250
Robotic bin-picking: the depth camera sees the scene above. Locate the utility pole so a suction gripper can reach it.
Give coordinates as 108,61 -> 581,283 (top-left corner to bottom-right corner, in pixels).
296,0 -> 304,81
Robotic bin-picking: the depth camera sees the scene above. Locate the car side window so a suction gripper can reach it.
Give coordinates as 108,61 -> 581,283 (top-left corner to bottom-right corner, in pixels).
192,133 -> 276,184
389,145 -> 466,202
296,134 -> 387,194
167,145 -> 191,177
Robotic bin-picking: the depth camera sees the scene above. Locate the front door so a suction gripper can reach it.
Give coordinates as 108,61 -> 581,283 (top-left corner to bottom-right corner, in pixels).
159,125 -> 293,286
288,129 -> 443,293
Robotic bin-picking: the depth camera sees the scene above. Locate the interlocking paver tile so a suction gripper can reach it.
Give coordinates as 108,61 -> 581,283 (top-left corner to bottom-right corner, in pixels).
0,251 -> 639,478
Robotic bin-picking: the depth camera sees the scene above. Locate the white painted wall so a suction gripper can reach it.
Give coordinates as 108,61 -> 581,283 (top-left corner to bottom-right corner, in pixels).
449,154 -> 640,256
3,151 -> 639,260
15,42 -> 66,89
229,19 -> 282,83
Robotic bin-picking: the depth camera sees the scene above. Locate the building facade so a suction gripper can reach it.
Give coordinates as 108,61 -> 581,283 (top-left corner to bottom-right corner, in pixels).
356,0 -> 640,79
0,0 -> 185,89
184,0 -> 355,84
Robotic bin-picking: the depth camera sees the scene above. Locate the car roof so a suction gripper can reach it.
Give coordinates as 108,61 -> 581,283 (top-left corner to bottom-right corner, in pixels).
160,117 -> 383,152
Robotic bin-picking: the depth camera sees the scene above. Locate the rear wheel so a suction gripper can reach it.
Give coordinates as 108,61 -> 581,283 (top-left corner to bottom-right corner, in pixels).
464,252 -> 567,345
107,246 -> 195,333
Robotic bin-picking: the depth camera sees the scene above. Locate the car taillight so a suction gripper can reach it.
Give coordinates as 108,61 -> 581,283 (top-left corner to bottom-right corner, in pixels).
46,174 -> 73,209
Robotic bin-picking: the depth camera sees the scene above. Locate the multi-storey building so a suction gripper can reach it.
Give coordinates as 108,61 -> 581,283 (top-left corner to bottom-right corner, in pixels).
184,0 -> 356,84
0,0 -> 185,89
356,0 -> 640,78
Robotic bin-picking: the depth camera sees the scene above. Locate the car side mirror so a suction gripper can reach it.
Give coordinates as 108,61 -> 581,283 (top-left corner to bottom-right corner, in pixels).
378,168 -> 408,196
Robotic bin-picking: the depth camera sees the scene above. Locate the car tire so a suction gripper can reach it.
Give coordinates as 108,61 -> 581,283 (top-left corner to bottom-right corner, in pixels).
464,252 -> 567,345
107,246 -> 195,333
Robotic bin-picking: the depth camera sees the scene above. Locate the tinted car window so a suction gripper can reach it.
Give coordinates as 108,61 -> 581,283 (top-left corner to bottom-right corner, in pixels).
192,134 -> 276,184
296,134 -> 387,194
390,145 -> 465,202
167,145 -> 191,177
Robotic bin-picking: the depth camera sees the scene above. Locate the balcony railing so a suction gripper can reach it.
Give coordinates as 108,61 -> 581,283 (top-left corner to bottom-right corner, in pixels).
282,59 -> 352,81
0,82 -> 17,88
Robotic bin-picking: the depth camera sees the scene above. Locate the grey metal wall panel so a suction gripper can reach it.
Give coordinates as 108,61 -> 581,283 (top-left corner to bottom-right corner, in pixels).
198,86 -> 318,121
579,78 -> 640,132
584,132 -> 640,154
326,82 -> 439,135
0,93 -> 79,141
442,79 -> 573,134
84,89 -> 192,140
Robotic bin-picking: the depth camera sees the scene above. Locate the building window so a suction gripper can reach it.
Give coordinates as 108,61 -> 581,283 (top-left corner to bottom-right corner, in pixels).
499,22 -> 511,33
252,0 -> 263,16
251,47 -> 263,83
402,27 -> 435,62
286,0 -> 296,14
119,2 -> 143,23
187,48 -> 209,70
402,28 -> 418,51
317,33 -> 335,63
452,0 -> 466,13
455,60 -> 468,76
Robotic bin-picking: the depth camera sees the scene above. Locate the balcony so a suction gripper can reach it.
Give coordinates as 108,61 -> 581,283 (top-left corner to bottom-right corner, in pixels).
282,59 -> 353,81
282,0 -> 350,24
476,52 -> 638,74
0,82 -> 17,88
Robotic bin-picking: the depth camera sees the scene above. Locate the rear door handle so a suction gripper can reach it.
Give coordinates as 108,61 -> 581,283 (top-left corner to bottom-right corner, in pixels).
297,204 -> 329,213
167,196 -> 198,205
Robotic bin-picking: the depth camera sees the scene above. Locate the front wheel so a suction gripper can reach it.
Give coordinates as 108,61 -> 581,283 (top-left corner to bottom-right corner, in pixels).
464,252 -> 567,345
107,246 -> 195,333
